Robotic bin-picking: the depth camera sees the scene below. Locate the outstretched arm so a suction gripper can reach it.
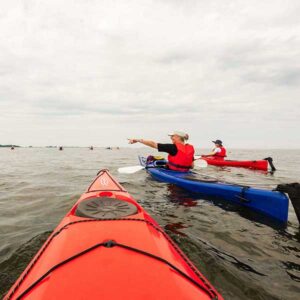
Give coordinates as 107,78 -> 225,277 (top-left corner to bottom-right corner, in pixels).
201,152 -> 216,157
128,139 -> 158,149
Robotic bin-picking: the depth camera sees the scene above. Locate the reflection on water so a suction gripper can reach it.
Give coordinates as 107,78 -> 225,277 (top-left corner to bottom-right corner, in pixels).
0,148 -> 300,299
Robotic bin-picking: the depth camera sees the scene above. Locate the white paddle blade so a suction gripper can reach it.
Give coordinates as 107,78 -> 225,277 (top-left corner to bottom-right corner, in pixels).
194,159 -> 208,169
118,165 -> 144,174
194,155 -> 202,160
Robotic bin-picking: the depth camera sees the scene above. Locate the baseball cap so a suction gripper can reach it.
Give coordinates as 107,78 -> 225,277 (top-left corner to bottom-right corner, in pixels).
212,139 -> 223,145
168,131 -> 189,140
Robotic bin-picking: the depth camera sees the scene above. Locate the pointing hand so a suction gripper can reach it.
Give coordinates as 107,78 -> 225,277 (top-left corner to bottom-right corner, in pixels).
128,139 -> 138,144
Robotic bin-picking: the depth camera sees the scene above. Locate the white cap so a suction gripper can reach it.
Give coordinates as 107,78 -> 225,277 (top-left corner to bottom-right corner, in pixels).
168,131 -> 189,140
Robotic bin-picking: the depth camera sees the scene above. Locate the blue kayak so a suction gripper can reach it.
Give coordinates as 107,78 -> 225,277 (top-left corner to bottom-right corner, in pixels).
139,156 -> 289,223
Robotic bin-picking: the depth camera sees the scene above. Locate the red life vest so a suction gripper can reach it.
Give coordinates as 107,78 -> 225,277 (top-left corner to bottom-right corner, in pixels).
213,146 -> 226,159
167,143 -> 194,172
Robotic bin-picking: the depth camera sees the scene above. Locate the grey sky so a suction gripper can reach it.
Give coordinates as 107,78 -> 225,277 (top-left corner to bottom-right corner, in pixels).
0,0 -> 299,148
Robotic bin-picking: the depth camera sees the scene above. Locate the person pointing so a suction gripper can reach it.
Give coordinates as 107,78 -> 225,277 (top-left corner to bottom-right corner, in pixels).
128,131 -> 195,172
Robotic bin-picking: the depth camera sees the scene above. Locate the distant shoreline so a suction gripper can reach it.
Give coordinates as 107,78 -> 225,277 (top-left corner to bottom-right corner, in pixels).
0,145 -> 20,148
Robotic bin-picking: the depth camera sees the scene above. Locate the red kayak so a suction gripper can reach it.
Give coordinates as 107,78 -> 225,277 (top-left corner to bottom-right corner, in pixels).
5,170 -> 223,300
201,157 -> 275,171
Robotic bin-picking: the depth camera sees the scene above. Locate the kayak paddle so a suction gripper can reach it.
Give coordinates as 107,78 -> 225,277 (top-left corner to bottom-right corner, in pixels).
193,158 -> 208,169
118,166 -> 145,174
118,160 -> 207,174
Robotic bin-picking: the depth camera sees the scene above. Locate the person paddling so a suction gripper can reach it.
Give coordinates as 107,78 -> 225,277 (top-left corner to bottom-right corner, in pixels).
202,140 -> 226,160
128,131 -> 195,172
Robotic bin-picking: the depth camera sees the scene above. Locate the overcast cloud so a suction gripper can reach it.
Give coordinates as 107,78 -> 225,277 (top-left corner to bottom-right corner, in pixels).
0,0 -> 299,148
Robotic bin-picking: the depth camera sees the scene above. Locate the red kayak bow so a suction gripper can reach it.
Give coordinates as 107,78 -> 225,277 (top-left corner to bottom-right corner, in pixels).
5,170 -> 223,300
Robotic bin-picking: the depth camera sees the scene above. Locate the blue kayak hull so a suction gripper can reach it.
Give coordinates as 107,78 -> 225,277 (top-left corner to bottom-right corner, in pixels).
139,157 -> 289,223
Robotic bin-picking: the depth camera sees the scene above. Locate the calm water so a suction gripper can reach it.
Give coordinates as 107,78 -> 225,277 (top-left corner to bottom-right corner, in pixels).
0,148 -> 299,299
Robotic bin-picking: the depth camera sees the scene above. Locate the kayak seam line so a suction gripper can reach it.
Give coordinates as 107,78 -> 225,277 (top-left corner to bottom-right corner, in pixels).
114,242 -> 218,300
14,242 -> 108,300
6,218 -> 218,300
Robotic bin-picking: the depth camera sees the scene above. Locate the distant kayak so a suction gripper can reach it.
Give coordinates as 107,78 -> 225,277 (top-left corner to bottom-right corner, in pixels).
139,156 -> 288,223
5,170 -> 222,300
199,157 -> 276,171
